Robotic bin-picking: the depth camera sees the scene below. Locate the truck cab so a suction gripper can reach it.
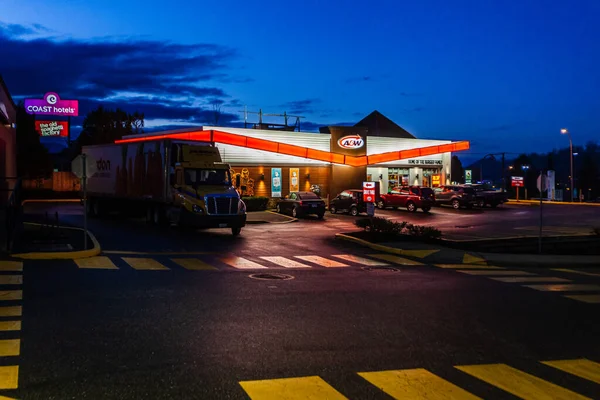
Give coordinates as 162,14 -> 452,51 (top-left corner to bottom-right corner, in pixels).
171,147 -> 246,235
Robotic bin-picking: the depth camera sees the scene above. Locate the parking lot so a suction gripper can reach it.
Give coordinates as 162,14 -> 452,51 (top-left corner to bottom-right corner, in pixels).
326,202 -> 600,241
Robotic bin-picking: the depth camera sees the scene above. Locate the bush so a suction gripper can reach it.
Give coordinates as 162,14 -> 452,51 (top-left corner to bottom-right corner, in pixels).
355,217 -> 442,240
242,196 -> 269,212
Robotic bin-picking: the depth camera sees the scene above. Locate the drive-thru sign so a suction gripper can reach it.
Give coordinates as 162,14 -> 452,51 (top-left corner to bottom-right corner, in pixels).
362,182 -> 377,202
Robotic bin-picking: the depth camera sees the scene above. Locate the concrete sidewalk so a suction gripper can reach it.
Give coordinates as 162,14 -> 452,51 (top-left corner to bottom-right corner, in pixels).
336,233 -> 600,268
246,210 -> 297,224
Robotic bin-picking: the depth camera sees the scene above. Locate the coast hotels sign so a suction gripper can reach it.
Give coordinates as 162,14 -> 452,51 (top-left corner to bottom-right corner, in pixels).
24,92 -> 79,117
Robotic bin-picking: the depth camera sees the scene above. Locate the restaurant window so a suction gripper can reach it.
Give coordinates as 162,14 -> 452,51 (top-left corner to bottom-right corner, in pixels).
388,168 -> 409,192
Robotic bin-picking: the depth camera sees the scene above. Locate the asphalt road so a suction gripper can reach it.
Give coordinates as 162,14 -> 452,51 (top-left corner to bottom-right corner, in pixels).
3,203 -> 600,399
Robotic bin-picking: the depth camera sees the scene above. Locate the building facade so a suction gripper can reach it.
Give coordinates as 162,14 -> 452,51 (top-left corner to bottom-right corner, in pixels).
117,111 -> 469,201
0,76 -> 17,200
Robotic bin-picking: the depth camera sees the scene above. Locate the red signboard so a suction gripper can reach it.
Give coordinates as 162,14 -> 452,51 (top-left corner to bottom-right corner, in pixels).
511,176 -> 524,187
35,120 -> 69,137
431,174 -> 441,187
363,181 -> 377,203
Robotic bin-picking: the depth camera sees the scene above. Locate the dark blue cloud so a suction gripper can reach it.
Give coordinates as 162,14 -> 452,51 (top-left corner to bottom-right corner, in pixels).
1,22 -> 246,130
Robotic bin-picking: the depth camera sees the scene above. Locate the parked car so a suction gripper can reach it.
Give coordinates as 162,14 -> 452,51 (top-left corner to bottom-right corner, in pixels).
276,191 -> 326,218
329,189 -> 365,216
470,184 -> 508,208
377,186 -> 435,213
433,185 -> 477,209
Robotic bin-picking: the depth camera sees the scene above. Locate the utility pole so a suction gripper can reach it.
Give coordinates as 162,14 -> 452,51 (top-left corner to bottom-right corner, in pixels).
501,152 -> 506,192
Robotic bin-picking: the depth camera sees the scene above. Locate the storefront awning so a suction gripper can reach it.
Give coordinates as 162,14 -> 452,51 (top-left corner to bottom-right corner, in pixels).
115,129 -> 470,166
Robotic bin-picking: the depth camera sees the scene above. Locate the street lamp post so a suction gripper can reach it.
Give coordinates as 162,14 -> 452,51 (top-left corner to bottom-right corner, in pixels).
561,128 -> 574,202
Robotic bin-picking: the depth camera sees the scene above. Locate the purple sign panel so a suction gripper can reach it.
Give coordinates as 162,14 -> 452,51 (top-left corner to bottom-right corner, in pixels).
24,92 -> 79,117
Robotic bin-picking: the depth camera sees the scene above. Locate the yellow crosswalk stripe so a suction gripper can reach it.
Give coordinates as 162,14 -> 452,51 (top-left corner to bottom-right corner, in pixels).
368,254 -> 423,265
0,276 -> 22,285
0,291 -> 22,301
332,254 -> 389,266
459,270 -> 535,276
259,257 -> 312,268
0,307 -> 21,317
294,256 -> 348,268
122,257 -> 170,271
0,340 -> 20,357
0,321 -> 20,332
399,249 -> 439,259
490,277 -> 571,283
551,268 -> 600,277
239,376 -> 348,399
221,256 -> 267,270
359,368 -> 481,399
462,253 -> 487,265
563,294 -> 600,304
0,262 -> 22,272
171,258 -> 217,270
0,366 -> 18,389
435,264 -> 504,269
524,284 -> 600,292
455,363 -> 590,399
542,359 -> 600,384
75,256 -> 118,269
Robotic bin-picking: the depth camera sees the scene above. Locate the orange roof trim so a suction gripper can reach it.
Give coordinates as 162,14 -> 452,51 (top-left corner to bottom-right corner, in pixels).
115,129 -> 470,166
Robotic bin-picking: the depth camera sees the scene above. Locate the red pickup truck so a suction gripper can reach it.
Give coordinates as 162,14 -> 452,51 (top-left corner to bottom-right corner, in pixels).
377,186 -> 435,213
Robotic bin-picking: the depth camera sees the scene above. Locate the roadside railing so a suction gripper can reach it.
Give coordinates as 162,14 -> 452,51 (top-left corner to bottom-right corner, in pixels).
0,177 -> 22,254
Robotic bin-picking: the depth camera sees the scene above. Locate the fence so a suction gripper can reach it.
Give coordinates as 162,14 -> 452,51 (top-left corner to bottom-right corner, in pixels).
0,177 -> 22,254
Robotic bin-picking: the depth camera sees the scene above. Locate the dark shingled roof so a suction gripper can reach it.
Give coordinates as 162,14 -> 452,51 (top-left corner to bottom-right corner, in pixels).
354,110 -> 416,138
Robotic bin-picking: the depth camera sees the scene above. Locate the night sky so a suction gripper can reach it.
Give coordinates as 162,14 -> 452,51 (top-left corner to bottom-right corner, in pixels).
1,0 -> 599,161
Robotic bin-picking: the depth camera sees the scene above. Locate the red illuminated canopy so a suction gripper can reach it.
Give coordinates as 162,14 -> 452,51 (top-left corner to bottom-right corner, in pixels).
115,129 -> 470,166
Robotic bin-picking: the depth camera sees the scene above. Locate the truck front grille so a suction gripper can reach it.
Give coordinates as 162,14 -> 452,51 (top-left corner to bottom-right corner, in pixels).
206,197 -> 238,215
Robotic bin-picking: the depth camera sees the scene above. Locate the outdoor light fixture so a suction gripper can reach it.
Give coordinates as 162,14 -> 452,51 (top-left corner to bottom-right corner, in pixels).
560,128 -> 574,201
260,173 -> 265,181
379,174 -> 383,180
306,173 -> 310,180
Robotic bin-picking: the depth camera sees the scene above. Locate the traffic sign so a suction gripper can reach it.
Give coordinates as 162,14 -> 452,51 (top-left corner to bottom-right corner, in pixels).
71,154 -> 97,179
511,176 -> 524,187
537,173 -> 548,192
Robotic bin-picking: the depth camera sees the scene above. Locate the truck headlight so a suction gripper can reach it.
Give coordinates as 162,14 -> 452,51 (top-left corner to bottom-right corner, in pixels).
238,199 -> 246,214
192,204 -> 203,214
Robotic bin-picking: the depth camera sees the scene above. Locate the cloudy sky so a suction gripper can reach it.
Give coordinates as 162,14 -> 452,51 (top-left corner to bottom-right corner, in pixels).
1,0 -> 599,160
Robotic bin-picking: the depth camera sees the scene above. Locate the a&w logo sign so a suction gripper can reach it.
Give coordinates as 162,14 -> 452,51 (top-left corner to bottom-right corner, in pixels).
337,135 -> 364,149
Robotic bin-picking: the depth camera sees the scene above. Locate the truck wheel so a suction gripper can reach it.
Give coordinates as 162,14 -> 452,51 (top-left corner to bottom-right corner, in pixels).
452,199 -> 461,209
232,227 -> 242,236
377,200 -> 385,209
350,206 -> 359,216
292,206 -> 299,218
276,204 -> 281,213
406,201 -> 417,212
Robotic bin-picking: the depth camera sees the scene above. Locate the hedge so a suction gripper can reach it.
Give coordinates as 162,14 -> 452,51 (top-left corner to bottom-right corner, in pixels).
242,196 -> 269,212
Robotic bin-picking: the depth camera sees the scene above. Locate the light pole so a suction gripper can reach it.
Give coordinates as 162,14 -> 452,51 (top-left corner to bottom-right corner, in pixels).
560,128 -> 573,202
522,165 -> 530,199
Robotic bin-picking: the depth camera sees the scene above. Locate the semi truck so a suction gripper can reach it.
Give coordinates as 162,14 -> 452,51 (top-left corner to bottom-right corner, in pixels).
82,140 -> 246,235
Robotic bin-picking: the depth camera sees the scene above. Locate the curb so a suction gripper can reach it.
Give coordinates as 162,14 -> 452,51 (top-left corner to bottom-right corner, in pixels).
21,199 -> 81,206
335,233 -> 600,267
506,200 -> 600,207
334,233 -> 422,257
264,210 -> 298,224
11,223 -> 101,260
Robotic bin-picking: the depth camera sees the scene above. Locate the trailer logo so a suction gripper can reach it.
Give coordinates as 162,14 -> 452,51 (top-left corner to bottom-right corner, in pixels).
96,159 -> 111,171
337,135 -> 364,149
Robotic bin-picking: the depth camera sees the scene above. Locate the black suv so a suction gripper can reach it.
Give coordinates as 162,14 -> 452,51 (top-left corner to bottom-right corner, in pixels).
329,189 -> 365,216
433,185 -> 477,209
